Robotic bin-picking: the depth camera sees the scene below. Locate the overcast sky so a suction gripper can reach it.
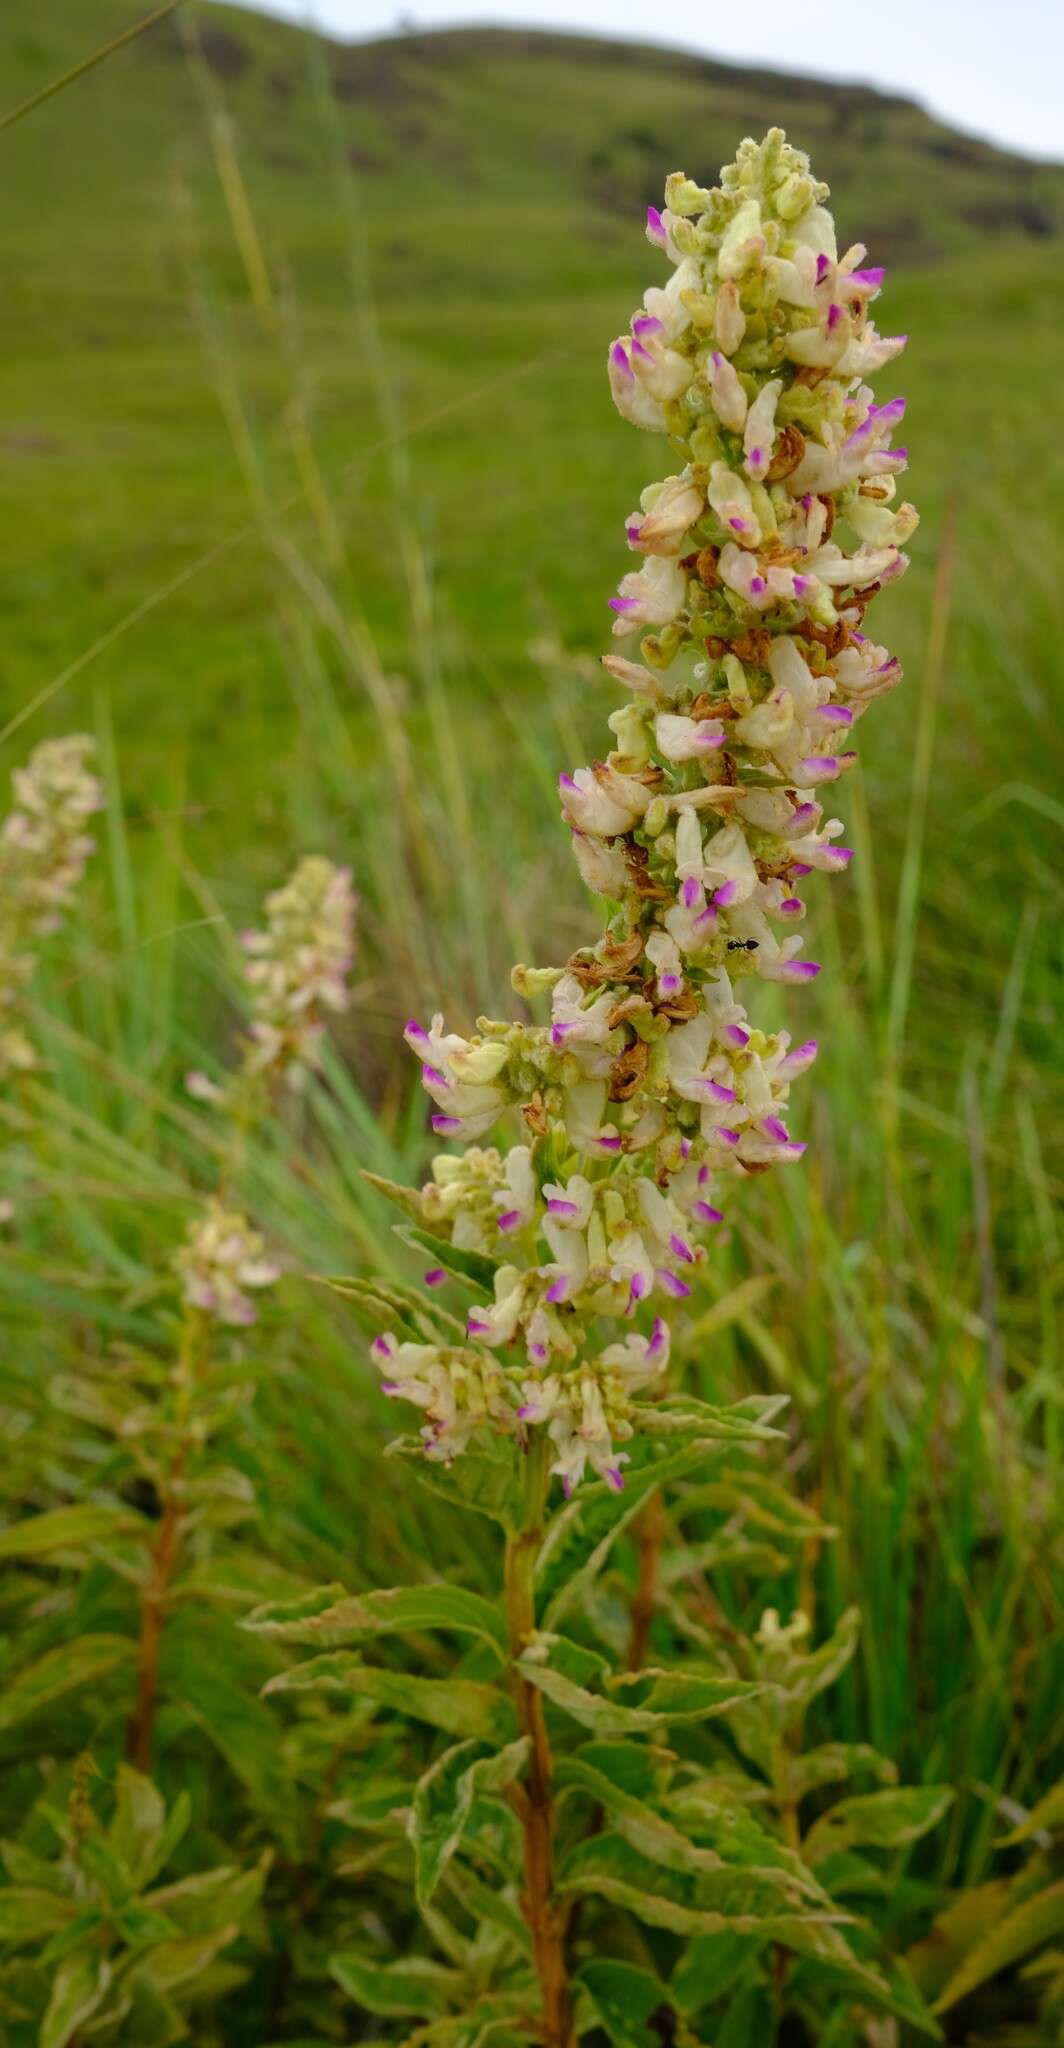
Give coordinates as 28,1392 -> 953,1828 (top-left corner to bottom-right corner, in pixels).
222,0 -> 1061,162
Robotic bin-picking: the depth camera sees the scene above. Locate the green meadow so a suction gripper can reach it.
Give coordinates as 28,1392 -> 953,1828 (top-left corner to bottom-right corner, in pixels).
0,4 -> 1061,2042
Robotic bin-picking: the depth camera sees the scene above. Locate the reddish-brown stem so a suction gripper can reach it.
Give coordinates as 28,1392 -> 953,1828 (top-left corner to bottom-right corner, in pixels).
506,1441 -> 574,2048
125,1312 -> 206,1771
126,1449 -> 185,1770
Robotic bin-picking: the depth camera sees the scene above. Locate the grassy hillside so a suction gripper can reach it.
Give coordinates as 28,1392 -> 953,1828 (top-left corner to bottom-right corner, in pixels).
3,4 -> 1063,1052
0,13 -> 1062,2037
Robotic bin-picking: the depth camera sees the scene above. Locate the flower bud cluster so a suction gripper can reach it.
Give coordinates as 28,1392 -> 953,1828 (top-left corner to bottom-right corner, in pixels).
0,736 -> 103,1079
239,855 -> 357,1089
372,132 -> 914,1492
175,1201 -> 280,1327
178,856 -> 357,1324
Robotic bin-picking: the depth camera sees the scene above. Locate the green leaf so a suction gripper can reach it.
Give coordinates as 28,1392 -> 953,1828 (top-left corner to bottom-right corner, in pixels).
536,1435 -> 738,1627
790,1742 -> 898,1799
682,1469 -> 836,1539
324,1274 -> 467,1344
559,1833 -> 842,1940
569,1741 -> 663,1803
393,1996 -> 532,2045
638,1394 -> 789,1441
41,1951 -> 111,2048
361,1169 -> 429,1226
330,1952 -> 463,2017
578,1959 -> 675,2046
556,1756 -> 829,1909
935,1878 -> 1064,2013
140,1926 -> 242,1993
412,1738 -> 530,1905
670,1931 -> 763,2012
0,1504 -> 140,1562
906,1879 -> 1013,2001
788,1929 -> 942,2036
0,1635 -> 133,1735
536,1489 -> 648,1634
108,1975 -> 185,2047
805,1786 -> 954,1864
40,1911 -> 105,1966
518,1648 -> 769,1735
172,1655 -> 297,1841
1000,1777 -> 1064,1845
265,1655 -> 518,1743
1,1838 -> 69,1891
777,1606 -> 861,1710
388,1437 -> 521,1531
244,1581 -> 507,1659
144,1853 -> 271,1938
397,1225 -> 499,1295
108,1768 -> 171,1891
113,1905 -> 180,1949
438,1860 -> 530,1957
0,1887 -> 73,1943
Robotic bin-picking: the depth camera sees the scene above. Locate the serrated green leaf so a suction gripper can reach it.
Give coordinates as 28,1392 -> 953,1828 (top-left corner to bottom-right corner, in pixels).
519,1651 -> 769,1735
934,1878 -> 1064,2013
244,1581 -> 506,1659
0,1635 -> 133,1735
412,1738 -> 529,1905
0,1504 -> 140,1562
330,1952 -> 463,2017
265,1655 -> 518,1743
41,1951 -> 110,2048
578,1959 -> 674,2046
559,1833 -> 842,1939
557,1756 -> 830,1909
536,1436 -> 736,1627
388,1437 -> 521,1531
804,1785 -> 954,1864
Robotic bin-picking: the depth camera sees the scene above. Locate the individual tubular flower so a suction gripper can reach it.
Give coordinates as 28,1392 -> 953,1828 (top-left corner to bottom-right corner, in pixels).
240,856 -> 357,1088
374,132 -> 914,1493
0,735 -> 103,1079
175,1202 -> 279,1327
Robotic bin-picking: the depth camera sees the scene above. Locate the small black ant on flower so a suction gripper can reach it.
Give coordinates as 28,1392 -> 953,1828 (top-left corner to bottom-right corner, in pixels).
726,938 -> 759,952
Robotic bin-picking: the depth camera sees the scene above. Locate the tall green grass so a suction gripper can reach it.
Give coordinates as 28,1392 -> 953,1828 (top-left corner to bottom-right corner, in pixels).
1,9 -> 1061,2038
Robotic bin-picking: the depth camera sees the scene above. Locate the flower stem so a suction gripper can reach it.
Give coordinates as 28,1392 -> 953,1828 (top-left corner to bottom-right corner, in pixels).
125,1310 -> 205,1771
505,1438 -> 573,2048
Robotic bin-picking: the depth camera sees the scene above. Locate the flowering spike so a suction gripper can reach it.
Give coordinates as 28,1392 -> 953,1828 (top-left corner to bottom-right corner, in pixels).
239,855 -> 357,1090
375,130 -> 914,1492
1,735 -> 103,1084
